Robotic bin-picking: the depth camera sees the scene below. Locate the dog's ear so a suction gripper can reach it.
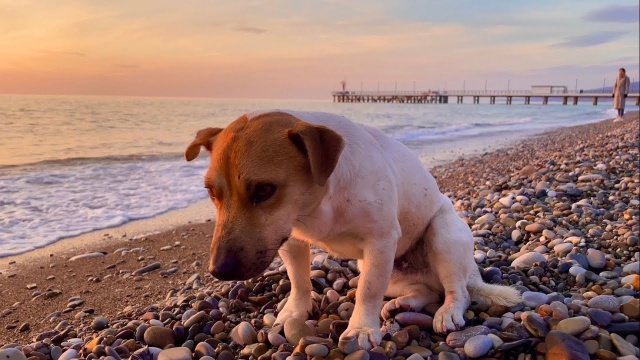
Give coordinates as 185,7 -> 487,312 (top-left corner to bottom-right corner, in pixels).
185,127 -> 223,161
287,123 -> 344,186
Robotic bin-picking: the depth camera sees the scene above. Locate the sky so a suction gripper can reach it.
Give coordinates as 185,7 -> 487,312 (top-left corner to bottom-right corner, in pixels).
0,0 -> 638,99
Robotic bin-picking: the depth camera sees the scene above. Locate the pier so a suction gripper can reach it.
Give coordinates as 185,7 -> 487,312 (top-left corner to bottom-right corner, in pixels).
332,90 -> 640,105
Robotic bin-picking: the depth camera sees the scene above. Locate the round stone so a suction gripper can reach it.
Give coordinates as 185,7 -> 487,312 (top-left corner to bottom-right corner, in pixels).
0,348 -> 28,360
554,243 -> 573,256
305,344 -> 329,357
157,347 -> 192,360
587,295 -> 620,312
229,321 -> 257,345
525,223 -> 546,233
92,317 -> 109,331
522,291 -> 548,308
144,326 -> 175,349
556,316 -> 591,335
463,335 -> 493,358
394,312 -> 433,330
267,331 -> 287,347
586,249 -> 606,269
283,318 -> 314,345
511,252 -> 547,269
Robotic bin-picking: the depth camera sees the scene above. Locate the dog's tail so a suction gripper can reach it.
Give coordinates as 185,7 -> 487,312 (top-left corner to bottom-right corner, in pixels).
467,277 -> 522,307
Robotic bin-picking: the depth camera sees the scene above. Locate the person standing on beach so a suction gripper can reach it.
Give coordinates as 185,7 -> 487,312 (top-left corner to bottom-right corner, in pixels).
612,67 -> 630,122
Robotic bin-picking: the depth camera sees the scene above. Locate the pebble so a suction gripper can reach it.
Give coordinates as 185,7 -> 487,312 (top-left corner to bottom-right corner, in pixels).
394,312 -> 433,330
133,262 -> 161,276
522,291 -> 548,308
229,321 -> 257,345
57,350 -> 79,360
586,249 -> 607,269
68,252 -> 105,261
157,347 -> 192,360
556,316 -> 591,335
463,335 -> 493,358
545,331 -> 590,360
588,295 -> 620,312
446,326 -> 490,348
92,316 -> 109,330
305,344 -> 329,357
283,318 -> 313,345
511,252 -> 547,269
144,326 -> 175,348
0,349 -> 28,360
611,333 -> 639,356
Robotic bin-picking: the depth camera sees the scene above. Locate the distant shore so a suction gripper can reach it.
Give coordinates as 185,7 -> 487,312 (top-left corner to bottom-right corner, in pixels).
0,111 -> 638,360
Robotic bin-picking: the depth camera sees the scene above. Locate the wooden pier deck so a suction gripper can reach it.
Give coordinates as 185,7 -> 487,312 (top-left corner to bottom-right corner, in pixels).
332,90 -> 640,105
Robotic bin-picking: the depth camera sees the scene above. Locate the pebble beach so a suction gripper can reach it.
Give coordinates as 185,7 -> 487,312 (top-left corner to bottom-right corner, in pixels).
1,112 -> 638,360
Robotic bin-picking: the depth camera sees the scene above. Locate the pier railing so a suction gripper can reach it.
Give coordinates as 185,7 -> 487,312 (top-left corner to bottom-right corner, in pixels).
331,89 -> 640,105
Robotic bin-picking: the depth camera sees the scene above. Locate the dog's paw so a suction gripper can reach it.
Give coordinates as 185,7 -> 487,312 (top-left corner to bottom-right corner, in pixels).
433,303 -> 465,334
340,325 -> 382,351
381,298 -> 412,319
274,297 -> 312,326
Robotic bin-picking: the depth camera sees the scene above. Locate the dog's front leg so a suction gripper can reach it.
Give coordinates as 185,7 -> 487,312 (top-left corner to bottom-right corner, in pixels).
274,238 -> 313,325
341,243 -> 395,350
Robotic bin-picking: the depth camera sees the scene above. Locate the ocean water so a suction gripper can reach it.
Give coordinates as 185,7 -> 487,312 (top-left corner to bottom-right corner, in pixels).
0,95 -> 617,256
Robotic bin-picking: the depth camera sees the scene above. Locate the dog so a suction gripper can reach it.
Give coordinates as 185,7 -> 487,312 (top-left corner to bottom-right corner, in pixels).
184,109 -> 522,350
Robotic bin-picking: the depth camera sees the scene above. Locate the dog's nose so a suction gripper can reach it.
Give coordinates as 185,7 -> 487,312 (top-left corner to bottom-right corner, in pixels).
209,253 -> 240,280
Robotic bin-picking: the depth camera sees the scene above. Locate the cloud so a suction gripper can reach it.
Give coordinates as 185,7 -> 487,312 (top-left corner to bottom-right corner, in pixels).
554,31 -> 627,47
584,5 -> 640,23
234,26 -> 267,34
40,50 -> 86,57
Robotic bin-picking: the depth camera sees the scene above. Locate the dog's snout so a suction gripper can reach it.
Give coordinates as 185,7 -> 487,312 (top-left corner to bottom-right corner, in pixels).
210,252 -> 241,280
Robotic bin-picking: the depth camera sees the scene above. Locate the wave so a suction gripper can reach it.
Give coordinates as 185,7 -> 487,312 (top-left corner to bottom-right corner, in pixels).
0,152 -> 186,171
387,117 -> 533,142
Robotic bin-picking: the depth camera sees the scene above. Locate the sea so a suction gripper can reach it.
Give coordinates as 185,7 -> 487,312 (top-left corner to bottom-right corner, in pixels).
0,95 -> 618,257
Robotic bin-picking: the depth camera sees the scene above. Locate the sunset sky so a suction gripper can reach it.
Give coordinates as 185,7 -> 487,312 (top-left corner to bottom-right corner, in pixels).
1,1 -> 638,99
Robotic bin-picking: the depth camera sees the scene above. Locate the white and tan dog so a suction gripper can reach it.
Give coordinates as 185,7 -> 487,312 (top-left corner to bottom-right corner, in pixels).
185,110 -> 521,349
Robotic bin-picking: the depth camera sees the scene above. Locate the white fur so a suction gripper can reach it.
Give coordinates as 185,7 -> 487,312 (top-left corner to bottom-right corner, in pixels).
251,110 -> 522,350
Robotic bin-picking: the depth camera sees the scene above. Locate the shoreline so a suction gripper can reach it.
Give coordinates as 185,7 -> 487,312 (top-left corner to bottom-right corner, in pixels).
1,112 -> 638,358
0,126 -> 528,268
0,200 -> 213,270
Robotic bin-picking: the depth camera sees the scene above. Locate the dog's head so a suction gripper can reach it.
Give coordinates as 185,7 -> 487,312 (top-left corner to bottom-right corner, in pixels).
184,111 -> 344,280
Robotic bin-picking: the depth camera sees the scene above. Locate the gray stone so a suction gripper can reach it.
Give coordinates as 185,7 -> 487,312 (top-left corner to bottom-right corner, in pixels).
511,252 -> 547,269
92,317 -> 109,331
283,318 -> 313,345
305,344 -> 329,357
522,291 -> 548,308
623,262 -> 639,275
587,295 -> 620,312
586,249 -> 606,269
556,316 -> 591,335
0,349 -> 28,360
463,335 -> 493,358
134,262 -> 161,276
58,350 -> 79,360
587,308 -> 612,327
611,333 -> 638,357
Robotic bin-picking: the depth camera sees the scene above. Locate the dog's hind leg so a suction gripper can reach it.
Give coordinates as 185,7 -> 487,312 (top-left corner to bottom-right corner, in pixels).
381,273 -> 440,319
426,199 -> 476,334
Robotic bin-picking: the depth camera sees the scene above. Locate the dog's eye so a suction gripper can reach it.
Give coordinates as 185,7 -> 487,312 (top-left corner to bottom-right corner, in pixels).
206,187 -> 216,200
251,183 -> 276,205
